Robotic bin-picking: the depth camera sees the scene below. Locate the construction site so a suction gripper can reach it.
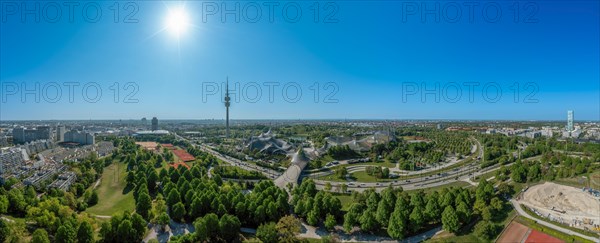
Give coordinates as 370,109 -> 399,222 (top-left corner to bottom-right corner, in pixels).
517,182 -> 600,231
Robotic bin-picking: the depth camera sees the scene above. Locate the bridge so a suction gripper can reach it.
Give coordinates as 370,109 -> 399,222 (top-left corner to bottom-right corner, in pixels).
274,149 -> 310,188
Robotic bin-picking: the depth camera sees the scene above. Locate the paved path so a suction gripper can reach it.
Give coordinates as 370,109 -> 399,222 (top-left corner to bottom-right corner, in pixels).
510,199 -> 600,243
93,178 -> 102,189
0,216 -> 15,223
297,222 -> 442,242
93,215 -> 111,219
142,220 -> 194,243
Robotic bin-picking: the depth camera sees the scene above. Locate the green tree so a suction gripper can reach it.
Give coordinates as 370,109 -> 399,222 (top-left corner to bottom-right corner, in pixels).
171,202 -> 186,222
481,206 -> 493,221
77,221 -> 95,243
424,197 -> 441,223
117,220 -> 134,242
88,190 -> 99,206
204,213 -> 219,238
476,180 -> 494,204
474,220 -> 497,240
307,209 -> 319,226
0,195 -> 9,214
131,213 -> 147,241
511,162 -> 527,183
276,215 -> 301,242
497,183 -> 514,197
527,163 -> 541,181
213,174 -> 223,186
0,220 -> 10,243
256,222 -> 279,243
157,212 -> 170,231
409,206 -> 425,231
335,167 -> 348,179
7,188 -> 26,214
194,217 -> 209,242
148,170 -> 159,192
456,201 -> 472,222
442,206 -> 459,233
340,183 -> 348,193
126,171 -> 136,186
359,210 -> 378,232
56,223 -> 76,243
167,189 -> 181,207
136,192 -> 153,220
324,214 -> 337,231
387,207 -> 407,239
324,182 -> 332,191
32,228 -> 50,243
219,214 -> 241,242
343,203 -> 362,232
490,197 -> 504,213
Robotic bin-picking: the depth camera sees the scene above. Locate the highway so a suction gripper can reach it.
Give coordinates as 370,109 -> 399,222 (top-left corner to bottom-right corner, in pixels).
173,133 -> 282,179
175,133 -> 508,192
310,162 -> 504,192
198,144 -> 282,179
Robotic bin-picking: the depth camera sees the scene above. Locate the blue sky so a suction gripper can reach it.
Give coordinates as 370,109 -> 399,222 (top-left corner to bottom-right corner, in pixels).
1,1 -> 598,121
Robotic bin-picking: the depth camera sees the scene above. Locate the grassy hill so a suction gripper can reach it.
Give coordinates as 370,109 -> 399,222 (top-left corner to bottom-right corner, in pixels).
86,162 -> 135,216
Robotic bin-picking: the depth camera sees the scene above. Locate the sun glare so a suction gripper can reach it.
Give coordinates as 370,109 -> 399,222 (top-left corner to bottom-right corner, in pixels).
165,7 -> 190,37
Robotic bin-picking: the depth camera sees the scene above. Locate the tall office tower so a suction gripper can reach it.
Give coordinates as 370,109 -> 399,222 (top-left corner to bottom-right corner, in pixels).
567,110 -> 574,132
36,126 -> 51,140
225,78 -> 231,138
57,126 -> 66,142
12,128 -> 25,144
151,117 -> 158,131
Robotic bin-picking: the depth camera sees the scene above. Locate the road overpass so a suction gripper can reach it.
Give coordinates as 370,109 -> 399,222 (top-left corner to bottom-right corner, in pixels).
274,149 -> 310,188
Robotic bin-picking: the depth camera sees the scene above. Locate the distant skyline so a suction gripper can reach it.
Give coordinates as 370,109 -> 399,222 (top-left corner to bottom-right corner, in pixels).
1,1 -> 599,121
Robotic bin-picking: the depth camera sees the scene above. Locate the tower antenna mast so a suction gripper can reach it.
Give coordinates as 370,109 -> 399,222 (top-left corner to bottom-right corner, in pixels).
225,77 -> 231,138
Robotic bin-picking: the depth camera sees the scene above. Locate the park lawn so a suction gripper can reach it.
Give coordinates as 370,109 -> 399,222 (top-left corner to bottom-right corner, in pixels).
350,171 -> 394,183
409,181 -> 473,194
314,173 -> 348,182
474,170 -> 497,182
553,176 -> 589,188
511,182 -> 527,197
427,232 -> 481,243
591,171 -> 600,190
360,160 -> 397,168
332,194 -> 353,211
155,160 -> 168,173
86,162 -> 135,216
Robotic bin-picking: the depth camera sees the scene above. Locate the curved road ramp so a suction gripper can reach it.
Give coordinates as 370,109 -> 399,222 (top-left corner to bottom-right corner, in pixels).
274,149 -> 310,188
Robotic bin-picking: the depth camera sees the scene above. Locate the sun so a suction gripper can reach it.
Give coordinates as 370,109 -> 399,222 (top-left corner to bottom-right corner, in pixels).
165,7 -> 190,37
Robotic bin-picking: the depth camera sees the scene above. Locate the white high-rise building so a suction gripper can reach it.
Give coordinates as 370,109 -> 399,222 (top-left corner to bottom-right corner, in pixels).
567,110 -> 574,132
57,126 -> 66,142
64,130 -> 95,145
